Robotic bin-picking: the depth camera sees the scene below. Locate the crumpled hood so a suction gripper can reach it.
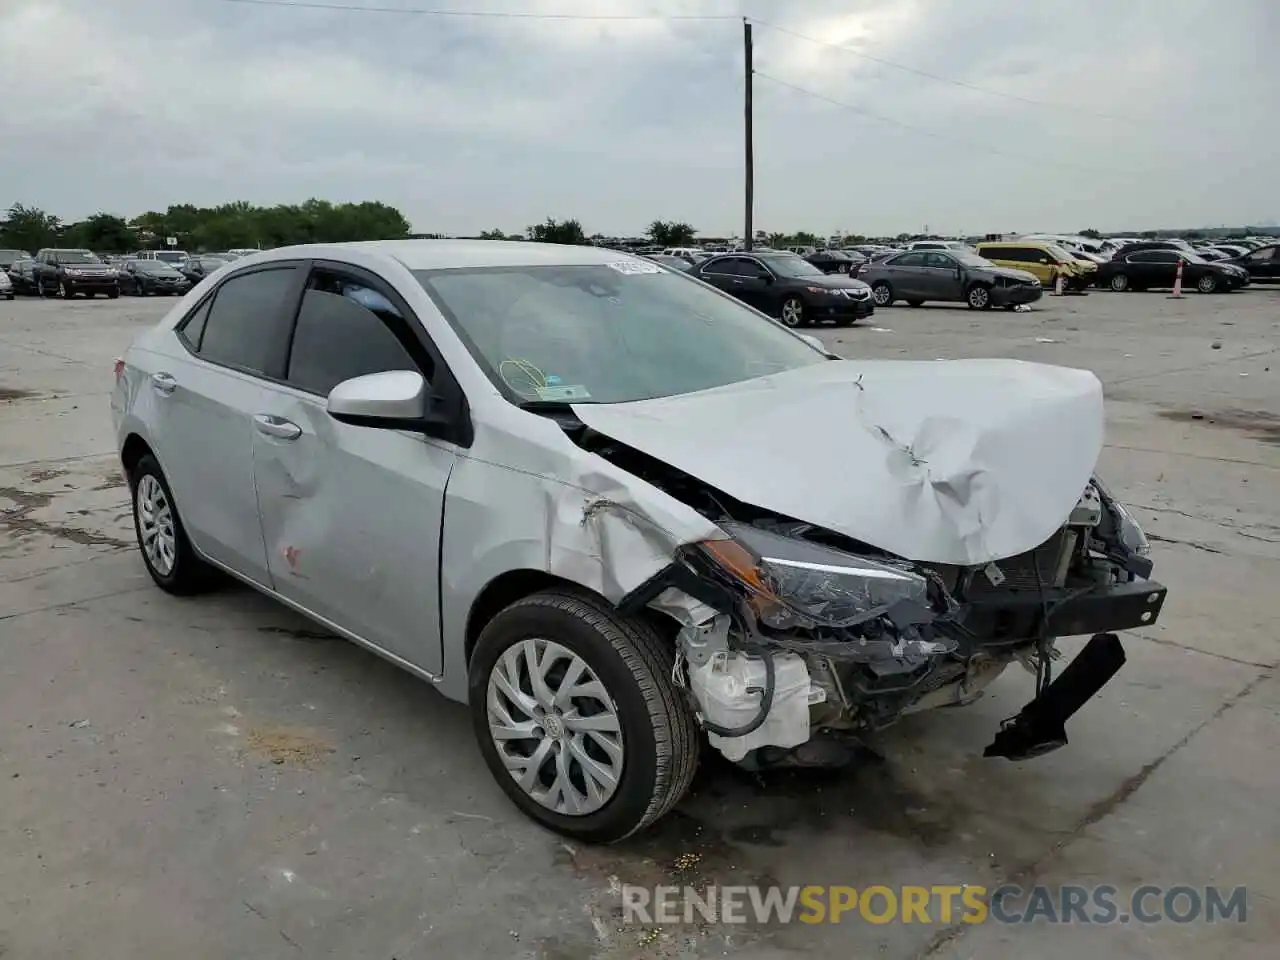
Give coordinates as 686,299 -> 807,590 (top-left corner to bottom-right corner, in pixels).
571,359 -> 1104,566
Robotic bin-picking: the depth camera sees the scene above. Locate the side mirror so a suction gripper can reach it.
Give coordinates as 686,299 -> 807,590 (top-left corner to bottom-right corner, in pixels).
327,370 -> 432,431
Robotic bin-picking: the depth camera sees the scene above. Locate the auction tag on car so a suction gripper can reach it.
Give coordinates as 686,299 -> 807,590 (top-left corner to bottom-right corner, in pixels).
605,260 -> 662,275
535,384 -> 592,401
983,562 -> 1007,586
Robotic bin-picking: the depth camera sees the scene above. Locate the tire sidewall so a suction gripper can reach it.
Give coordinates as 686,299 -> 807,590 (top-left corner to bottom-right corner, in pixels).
468,597 -> 668,842
967,283 -> 990,309
780,296 -> 805,328
872,282 -> 892,306
1111,274 -> 1128,292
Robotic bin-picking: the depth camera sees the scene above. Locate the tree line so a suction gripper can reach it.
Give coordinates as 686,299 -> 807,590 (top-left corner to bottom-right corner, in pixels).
0,200 -> 413,254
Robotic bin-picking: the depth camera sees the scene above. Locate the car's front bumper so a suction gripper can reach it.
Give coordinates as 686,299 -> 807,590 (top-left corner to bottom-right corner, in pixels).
62,278 -> 119,293
956,576 -> 1167,643
991,284 -> 1043,306
811,296 -> 875,321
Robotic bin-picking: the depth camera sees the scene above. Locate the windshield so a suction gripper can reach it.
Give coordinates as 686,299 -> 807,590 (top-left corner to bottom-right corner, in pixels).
1179,251 -> 1207,264
54,250 -> 101,264
758,254 -> 825,279
415,263 -> 827,405
138,261 -> 179,274
1043,244 -> 1077,263
154,251 -> 186,263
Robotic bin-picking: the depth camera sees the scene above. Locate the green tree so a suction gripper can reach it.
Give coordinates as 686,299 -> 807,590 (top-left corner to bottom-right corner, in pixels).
63,213 -> 134,253
479,229 -> 509,240
767,232 -> 786,248
1079,228 -> 1102,239
792,231 -> 817,247
0,203 -> 62,252
647,220 -> 696,246
527,217 -> 586,245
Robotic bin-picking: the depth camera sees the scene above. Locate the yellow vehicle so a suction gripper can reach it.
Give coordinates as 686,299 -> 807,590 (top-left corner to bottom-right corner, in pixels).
975,241 -> 1096,290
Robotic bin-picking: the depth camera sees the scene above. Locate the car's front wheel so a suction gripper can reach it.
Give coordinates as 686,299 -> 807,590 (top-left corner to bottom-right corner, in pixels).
128,454 -> 216,594
871,282 -> 893,307
1110,273 -> 1129,292
1196,274 -> 1218,294
469,589 -> 699,843
779,296 -> 807,328
966,283 -> 992,310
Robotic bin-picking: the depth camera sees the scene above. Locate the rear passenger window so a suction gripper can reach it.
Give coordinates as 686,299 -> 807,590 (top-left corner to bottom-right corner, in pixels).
285,271 -> 423,397
178,298 -> 212,350
198,268 -> 297,374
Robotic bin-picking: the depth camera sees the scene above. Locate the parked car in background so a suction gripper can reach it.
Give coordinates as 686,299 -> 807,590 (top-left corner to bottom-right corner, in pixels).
643,254 -> 694,272
32,249 -> 119,299
0,269 -> 12,300
0,249 -> 31,272
804,249 -> 856,274
661,248 -> 707,264
6,257 -> 38,295
693,251 -> 874,327
975,241 -> 1097,291
135,249 -> 191,268
1194,248 -> 1229,262
1227,243 -> 1280,282
905,240 -> 971,252
119,259 -> 193,296
1071,249 -> 1109,265
1096,249 -> 1246,293
179,256 -> 230,285
1207,244 -> 1250,259
861,249 -> 1042,310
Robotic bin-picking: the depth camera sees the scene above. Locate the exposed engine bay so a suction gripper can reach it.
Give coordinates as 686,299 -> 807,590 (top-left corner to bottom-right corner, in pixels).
567,424 -> 1167,769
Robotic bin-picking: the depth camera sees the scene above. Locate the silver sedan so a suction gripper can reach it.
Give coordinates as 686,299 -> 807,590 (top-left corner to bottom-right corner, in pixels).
112,240 -> 1163,842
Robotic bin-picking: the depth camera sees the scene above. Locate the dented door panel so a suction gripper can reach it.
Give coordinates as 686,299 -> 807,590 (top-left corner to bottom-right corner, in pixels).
251,385 -> 456,675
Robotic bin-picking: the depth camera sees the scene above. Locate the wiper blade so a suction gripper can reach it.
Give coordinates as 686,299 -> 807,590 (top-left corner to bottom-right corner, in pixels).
517,399 -> 592,411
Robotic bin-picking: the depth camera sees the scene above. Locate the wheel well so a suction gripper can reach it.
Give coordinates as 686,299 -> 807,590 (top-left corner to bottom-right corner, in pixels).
462,570 -> 680,668
120,434 -> 153,477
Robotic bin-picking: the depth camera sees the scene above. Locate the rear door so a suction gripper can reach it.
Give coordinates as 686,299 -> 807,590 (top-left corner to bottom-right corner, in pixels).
1131,250 -> 1177,287
150,262 -> 305,583
249,261 -> 460,674
1243,245 -> 1280,281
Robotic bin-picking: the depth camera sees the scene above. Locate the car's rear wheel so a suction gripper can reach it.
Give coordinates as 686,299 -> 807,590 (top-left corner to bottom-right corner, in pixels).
1196,274 -> 1217,294
128,454 -> 216,595
469,589 -> 699,843
1110,274 -> 1129,292
780,296 -> 807,328
871,282 -> 893,306
966,283 -> 992,310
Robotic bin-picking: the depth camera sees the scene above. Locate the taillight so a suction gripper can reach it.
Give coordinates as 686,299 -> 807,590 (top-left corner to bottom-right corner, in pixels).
113,358 -> 125,379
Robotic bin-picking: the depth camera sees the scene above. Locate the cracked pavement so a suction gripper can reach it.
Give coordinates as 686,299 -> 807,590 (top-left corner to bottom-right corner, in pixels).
1,289 -> 1277,959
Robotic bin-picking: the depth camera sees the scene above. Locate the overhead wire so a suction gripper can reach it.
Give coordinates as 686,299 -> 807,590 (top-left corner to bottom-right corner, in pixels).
752,71 -> 1132,176
183,0 -> 738,20
747,18 -> 1148,125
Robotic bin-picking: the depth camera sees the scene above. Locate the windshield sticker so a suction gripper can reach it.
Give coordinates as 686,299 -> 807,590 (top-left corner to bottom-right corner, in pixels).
535,384 -> 592,402
605,260 -> 662,276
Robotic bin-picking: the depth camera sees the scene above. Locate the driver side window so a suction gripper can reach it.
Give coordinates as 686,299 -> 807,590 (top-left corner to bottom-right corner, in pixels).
285,270 -> 428,397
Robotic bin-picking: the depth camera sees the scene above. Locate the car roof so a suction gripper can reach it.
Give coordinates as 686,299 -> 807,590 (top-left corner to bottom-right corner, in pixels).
250,239 -> 654,272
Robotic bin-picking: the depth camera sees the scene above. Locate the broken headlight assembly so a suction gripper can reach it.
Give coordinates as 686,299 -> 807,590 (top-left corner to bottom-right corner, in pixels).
698,521 -> 932,630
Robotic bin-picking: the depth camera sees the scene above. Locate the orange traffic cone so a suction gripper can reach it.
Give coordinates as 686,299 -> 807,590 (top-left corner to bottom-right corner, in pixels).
1053,272 -> 1065,296
1168,259 -> 1184,299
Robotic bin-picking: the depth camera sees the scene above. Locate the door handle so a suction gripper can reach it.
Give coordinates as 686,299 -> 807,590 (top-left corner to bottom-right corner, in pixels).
253,414 -> 302,441
151,372 -> 177,395
731,279 -> 744,284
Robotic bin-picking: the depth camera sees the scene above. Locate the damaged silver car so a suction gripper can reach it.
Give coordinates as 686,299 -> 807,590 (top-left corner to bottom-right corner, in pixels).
111,241 -> 1166,842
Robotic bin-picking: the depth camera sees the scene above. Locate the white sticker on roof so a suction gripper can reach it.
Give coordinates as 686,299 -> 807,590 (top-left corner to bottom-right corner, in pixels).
605,260 -> 663,275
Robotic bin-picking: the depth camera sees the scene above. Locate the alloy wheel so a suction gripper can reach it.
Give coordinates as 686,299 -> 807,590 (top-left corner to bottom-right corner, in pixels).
136,473 -> 177,576
872,283 -> 891,306
1197,275 -> 1216,294
968,285 -> 990,309
486,637 -> 624,816
780,298 -> 805,327
1111,274 -> 1128,292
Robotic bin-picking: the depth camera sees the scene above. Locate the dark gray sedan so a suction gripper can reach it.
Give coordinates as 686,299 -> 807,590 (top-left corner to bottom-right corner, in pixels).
860,249 -> 1043,310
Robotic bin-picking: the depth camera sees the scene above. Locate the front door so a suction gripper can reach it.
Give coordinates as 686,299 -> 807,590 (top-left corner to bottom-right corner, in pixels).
250,266 -> 456,675
921,252 -> 964,299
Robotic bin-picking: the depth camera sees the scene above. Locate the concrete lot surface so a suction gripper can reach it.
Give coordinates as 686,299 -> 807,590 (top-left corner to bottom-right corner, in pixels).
1,287 -> 1277,959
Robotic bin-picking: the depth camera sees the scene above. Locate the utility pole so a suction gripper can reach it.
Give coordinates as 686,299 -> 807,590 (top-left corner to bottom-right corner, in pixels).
743,19 -> 754,251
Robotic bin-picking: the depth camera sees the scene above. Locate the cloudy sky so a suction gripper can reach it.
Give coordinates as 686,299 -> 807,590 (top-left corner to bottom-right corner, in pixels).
2,0 -> 1275,237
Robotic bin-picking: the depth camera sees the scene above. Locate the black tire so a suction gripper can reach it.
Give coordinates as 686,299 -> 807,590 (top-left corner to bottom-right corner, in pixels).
469,589 -> 699,844
905,299 -> 924,307
127,454 -> 217,595
871,281 -> 894,307
1196,274 -> 1217,294
1110,273 -> 1129,292
108,288 -> 119,299
966,283 -> 993,310
60,281 -> 74,300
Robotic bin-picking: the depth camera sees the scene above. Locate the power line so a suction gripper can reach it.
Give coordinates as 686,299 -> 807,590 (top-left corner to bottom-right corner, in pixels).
185,0 -> 737,20
749,18 -> 1147,125
753,71 -> 1129,176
